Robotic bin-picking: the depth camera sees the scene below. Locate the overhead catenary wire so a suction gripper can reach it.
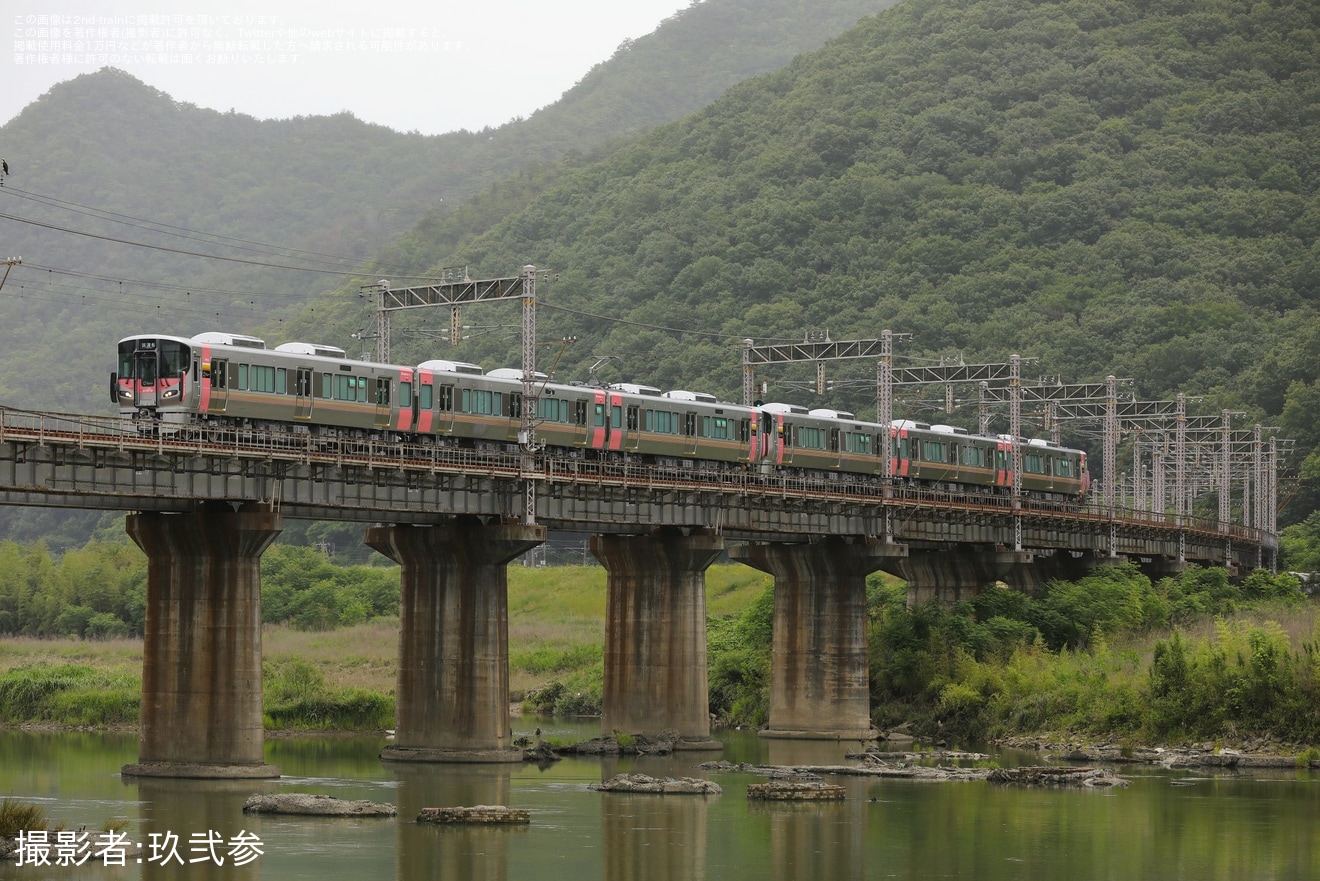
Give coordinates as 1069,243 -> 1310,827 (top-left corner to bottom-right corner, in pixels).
0,184 -> 448,279
0,207 -> 429,279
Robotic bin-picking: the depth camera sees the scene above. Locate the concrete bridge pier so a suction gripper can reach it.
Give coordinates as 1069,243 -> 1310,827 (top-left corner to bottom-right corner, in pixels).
730,537 -> 902,741
884,546 -> 1035,607
122,504 -> 282,778
590,529 -> 724,749
368,519 -> 545,763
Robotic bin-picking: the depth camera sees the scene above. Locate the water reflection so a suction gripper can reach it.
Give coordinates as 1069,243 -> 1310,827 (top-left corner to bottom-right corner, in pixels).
132,778 -> 262,881
601,792 -> 708,881
756,799 -> 863,881
393,762 -> 519,881
1,726 -> 1318,881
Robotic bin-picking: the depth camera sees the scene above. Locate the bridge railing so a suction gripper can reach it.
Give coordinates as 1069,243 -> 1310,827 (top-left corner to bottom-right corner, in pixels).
0,408 -> 1269,547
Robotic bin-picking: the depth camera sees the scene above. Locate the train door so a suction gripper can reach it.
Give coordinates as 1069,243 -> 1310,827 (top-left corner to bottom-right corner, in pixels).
623,404 -> 641,452
995,440 -> 1012,488
414,370 -> 434,433
435,384 -> 457,434
209,358 -> 230,414
589,390 -> 609,451
770,412 -> 781,467
889,425 -> 911,478
293,367 -> 314,420
395,368 -> 414,432
373,377 -> 391,429
608,392 -> 625,451
130,348 -> 159,410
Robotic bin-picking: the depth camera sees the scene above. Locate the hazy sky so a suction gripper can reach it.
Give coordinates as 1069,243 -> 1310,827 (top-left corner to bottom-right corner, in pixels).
4,0 -> 690,134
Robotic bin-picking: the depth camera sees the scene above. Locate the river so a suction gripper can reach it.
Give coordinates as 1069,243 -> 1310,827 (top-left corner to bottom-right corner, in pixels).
0,719 -> 1317,880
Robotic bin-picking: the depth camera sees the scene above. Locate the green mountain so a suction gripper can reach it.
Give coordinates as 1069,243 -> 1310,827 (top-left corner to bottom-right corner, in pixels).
322,0 -> 1318,518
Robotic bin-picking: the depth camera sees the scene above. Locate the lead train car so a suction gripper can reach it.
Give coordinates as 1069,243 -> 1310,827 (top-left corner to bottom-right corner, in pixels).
113,333 -> 1088,501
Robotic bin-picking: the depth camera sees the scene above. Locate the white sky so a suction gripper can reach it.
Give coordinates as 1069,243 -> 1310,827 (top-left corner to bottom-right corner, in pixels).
3,0 -> 691,134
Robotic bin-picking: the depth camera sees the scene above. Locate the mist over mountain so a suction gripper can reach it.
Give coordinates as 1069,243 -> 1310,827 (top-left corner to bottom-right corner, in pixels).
0,0 -> 883,416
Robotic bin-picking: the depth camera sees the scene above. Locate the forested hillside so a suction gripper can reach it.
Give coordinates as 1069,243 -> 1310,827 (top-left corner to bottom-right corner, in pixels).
314,0 -> 1319,521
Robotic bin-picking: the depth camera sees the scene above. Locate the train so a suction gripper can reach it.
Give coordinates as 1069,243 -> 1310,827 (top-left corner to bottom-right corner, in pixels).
113,332 -> 1090,501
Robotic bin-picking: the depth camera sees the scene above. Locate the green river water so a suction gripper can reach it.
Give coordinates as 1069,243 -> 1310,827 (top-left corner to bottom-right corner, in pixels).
0,719 -> 1316,881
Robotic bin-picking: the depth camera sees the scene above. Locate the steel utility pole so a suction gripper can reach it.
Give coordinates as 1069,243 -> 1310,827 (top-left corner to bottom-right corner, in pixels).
0,257 -> 19,291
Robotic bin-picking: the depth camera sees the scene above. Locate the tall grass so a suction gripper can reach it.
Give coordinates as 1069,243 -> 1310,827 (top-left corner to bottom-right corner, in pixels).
0,664 -> 139,725
262,657 -> 393,731
0,798 -> 49,839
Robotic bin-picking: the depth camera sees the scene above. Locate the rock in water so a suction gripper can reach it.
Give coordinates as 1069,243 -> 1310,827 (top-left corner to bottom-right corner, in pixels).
242,794 -> 397,816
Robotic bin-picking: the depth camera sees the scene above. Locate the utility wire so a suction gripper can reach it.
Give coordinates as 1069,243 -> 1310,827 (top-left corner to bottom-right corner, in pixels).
0,184 -> 442,278
0,208 -> 415,278
19,261 -> 327,303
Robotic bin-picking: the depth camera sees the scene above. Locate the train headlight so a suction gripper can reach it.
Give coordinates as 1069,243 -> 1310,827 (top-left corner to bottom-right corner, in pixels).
161,388 -> 180,400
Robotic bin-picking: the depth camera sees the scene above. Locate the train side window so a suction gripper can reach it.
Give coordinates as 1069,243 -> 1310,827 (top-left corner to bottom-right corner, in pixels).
461,389 -> 498,414
250,366 -> 275,393
1057,458 -> 1072,477
237,363 -> 249,391
398,380 -> 411,408
276,368 -> 287,395
420,384 -> 433,409
539,397 -> 566,422
320,373 -> 332,398
593,403 -> 605,427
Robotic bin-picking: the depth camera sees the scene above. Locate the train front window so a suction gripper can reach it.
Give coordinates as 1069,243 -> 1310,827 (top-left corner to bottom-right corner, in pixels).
119,339 -> 190,382
117,342 -> 135,378
159,341 -> 189,377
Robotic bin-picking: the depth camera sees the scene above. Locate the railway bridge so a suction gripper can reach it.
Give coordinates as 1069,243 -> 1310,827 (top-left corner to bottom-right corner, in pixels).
0,407 -> 1277,777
